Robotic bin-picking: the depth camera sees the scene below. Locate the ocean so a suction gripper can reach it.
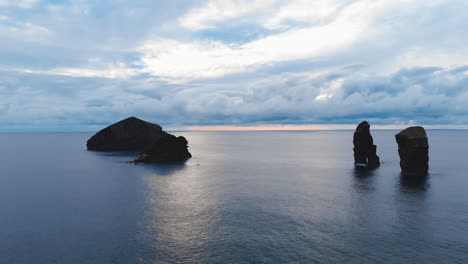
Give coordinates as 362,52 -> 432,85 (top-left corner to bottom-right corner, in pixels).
0,130 -> 467,264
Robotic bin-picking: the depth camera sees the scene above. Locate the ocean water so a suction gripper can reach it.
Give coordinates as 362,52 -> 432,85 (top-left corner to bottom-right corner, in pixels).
0,130 -> 467,264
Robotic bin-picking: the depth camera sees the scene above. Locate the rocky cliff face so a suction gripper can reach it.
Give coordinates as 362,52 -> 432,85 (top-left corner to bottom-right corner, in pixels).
395,126 -> 429,175
87,117 -> 163,151
353,121 -> 380,168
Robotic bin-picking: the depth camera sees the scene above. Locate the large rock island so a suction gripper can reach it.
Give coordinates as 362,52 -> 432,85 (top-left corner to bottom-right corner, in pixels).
395,126 -> 429,175
87,117 -> 191,163
87,117 -> 163,151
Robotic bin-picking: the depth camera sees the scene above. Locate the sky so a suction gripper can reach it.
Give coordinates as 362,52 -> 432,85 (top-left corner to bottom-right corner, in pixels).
0,0 -> 467,132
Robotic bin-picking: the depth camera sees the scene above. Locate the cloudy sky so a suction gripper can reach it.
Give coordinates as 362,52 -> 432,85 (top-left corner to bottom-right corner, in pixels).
0,0 -> 467,131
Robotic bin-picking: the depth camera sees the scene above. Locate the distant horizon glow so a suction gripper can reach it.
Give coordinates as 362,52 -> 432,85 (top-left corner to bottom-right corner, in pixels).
1,123 -> 468,133
185,124 -> 468,131
188,125 -> 356,131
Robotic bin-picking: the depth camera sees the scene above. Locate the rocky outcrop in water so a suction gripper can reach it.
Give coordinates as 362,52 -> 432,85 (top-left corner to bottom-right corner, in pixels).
87,117 -> 192,164
353,121 -> 380,168
87,117 -> 163,151
395,126 -> 429,175
133,132 -> 192,164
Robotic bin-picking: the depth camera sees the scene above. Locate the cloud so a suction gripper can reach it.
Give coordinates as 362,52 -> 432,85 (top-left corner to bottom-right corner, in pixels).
0,21 -> 51,42
5,63 -> 140,79
1,0 -> 468,131
179,0 -> 407,31
138,19 -> 364,80
0,0 -> 38,8
1,65 -> 467,131
263,0 -> 347,29
140,0 -> 418,81
179,0 -> 276,30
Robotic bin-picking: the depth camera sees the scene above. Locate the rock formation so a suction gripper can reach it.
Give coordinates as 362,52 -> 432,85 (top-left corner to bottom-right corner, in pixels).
87,117 -> 192,164
395,126 -> 429,175
353,121 -> 380,168
133,132 -> 192,164
87,117 -> 163,151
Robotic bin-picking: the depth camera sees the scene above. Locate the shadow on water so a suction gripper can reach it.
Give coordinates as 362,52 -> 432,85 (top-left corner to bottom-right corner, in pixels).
87,150 -> 141,158
88,149 -> 189,176
353,166 -> 376,179
137,162 -> 187,176
399,172 -> 430,192
352,167 -> 378,193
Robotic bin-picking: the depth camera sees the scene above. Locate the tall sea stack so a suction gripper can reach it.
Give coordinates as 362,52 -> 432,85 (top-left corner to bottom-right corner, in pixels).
395,126 -> 429,175
353,121 -> 380,168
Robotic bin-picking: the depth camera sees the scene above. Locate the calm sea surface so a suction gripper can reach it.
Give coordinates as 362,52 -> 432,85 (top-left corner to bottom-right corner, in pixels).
0,131 -> 467,264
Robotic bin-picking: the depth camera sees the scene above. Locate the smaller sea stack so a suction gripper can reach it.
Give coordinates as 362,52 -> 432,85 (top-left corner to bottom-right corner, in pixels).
353,121 -> 380,168
133,132 -> 192,164
395,126 -> 429,175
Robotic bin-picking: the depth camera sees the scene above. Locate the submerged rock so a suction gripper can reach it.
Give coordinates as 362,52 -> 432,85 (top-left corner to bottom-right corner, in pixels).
395,126 -> 429,175
87,117 -> 163,151
133,132 -> 192,164
353,121 -> 380,168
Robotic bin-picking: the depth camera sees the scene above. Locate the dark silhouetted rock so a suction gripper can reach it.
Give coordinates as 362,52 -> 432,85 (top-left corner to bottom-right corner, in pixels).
353,121 -> 380,168
367,144 -> 380,169
87,117 -> 163,151
133,132 -> 192,164
395,126 -> 429,175
87,117 -> 192,163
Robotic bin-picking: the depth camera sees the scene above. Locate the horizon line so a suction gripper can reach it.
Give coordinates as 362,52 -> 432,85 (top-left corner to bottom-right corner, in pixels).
1,124 -> 468,133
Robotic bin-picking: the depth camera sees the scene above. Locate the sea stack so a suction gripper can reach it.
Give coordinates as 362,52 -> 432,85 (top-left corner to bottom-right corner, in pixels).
353,121 -> 380,168
395,126 -> 429,175
87,117 -> 192,163
87,117 -> 163,151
